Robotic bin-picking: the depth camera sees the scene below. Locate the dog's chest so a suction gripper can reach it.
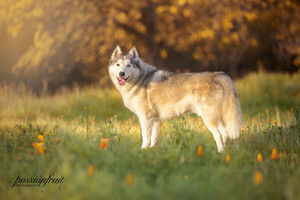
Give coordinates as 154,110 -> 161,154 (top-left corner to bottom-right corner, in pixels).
121,94 -> 142,115
122,89 -> 153,116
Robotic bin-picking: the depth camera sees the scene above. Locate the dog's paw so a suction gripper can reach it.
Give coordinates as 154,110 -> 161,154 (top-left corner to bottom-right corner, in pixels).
217,147 -> 224,153
141,144 -> 150,149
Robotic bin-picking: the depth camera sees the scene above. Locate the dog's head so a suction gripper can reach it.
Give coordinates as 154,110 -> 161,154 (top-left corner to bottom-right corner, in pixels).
108,45 -> 141,87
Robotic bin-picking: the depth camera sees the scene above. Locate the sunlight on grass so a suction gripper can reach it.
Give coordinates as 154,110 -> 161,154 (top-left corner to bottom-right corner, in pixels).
0,73 -> 300,199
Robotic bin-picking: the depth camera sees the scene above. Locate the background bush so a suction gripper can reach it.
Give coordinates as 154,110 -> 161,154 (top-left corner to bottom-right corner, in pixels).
0,0 -> 299,92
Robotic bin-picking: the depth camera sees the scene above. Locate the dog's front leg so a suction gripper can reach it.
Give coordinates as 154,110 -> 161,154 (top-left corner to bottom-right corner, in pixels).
139,117 -> 153,149
150,121 -> 160,148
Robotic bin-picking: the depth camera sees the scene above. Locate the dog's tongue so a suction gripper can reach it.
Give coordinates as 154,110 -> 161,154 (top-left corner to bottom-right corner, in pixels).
118,78 -> 126,86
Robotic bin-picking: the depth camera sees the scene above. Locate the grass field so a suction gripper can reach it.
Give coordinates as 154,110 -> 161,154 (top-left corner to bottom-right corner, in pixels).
0,73 -> 300,200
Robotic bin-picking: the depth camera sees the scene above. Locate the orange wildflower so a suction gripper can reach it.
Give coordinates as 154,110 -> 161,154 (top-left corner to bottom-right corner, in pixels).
226,154 -> 231,163
38,147 -> 45,154
126,173 -> 134,186
56,138 -> 60,143
30,153 -> 34,158
257,153 -> 263,162
271,148 -> 278,160
33,142 -> 43,149
196,145 -> 203,156
100,138 -> 109,149
87,165 -> 95,176
37,135 -> 44,142
33,142 -> 45,154
254,171 -> 263,186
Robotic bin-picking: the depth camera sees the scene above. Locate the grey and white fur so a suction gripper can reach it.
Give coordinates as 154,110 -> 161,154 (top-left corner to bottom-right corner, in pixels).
108,45 -> 242,152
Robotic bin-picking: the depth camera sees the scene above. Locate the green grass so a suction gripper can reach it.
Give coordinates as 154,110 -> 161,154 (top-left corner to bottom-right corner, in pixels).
0,73 -> 300,200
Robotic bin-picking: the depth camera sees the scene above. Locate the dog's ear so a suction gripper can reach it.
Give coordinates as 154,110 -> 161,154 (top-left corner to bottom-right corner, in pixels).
111,45 -> 122,60
128,46 -> 139,61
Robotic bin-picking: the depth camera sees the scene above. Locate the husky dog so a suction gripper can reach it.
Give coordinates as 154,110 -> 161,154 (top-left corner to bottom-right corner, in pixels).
108,45 -> 242,152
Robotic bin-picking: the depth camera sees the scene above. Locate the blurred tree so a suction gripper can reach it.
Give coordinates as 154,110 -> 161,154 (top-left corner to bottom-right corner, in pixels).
0,0 -> 299,92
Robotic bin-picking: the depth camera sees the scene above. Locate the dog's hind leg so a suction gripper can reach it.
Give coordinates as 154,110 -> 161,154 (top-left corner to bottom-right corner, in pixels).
218,123 -> 228,147
204,120 -> 224,152
139,117 -> 153,149
199,110 -> 225,152
150,121 -> 160,148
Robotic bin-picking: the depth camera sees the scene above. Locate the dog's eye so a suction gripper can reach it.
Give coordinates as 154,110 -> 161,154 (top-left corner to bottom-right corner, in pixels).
127,64 -> 131,68
116,63 -> 120,67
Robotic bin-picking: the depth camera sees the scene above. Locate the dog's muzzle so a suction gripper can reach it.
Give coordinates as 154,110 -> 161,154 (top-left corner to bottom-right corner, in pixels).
117,76 -> 129,86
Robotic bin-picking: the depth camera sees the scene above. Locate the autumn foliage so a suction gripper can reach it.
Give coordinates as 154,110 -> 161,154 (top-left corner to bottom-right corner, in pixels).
0,0 -> 299,91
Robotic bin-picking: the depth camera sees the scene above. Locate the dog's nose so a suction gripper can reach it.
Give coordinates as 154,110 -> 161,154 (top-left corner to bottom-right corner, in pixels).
119,71 -> 125,77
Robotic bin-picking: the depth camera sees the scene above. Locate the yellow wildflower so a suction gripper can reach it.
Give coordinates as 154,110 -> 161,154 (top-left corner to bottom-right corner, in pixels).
226,154 -> 231,163
87,165 -> 95,176
126,173 -> 134,186
254,171 -> 263,186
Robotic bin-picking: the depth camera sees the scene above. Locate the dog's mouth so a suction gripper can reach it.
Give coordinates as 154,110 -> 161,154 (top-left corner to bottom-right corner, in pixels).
117,76 -> 129,86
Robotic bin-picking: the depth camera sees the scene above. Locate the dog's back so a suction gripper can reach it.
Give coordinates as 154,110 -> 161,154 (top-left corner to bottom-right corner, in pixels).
146,71 -> 242,151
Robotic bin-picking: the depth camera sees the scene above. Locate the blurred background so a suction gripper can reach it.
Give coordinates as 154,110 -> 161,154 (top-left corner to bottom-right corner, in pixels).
0,0 -> 299,93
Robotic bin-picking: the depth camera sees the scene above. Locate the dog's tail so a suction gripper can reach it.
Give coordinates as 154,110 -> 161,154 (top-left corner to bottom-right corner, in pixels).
222,77 -> 242,139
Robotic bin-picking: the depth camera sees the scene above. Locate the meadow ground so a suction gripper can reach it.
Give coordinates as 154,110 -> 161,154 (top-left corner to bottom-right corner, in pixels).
0,73 -> 300,200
